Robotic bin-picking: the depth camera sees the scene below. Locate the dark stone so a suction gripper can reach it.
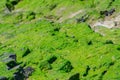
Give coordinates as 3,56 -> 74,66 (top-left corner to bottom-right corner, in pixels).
69,73 -> 80,80
13,67 -> 25,80
59,61 -> 73,72
6,60 -> 17,70
48,56 -> 57,64
100,8 -> 115,16
100,10 -> 109,16
0,76 -> 7,80
108,8 -> 115,15
13,66 -> 34,80
9,54 -> 16,61
23,67 -> 34,78
22,48 -> 31,57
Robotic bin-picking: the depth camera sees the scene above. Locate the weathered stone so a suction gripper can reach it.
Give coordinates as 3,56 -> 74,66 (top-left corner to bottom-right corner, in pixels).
100,8 -> 115,16
23,67 -> 34,78
9,54 -> 16,61
13,67 -> 25,80
6,60 -> 17,70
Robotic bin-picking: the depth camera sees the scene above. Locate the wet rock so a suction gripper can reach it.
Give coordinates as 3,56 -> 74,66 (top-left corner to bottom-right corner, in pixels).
59,61 -> 73,72
100,10 -> 109,16
9,54 -> 16,61
13,66 -> 34,80
109,8 -> 115,15
13,67 -> 25,80
39,61 -> 52,71
23,67 -> 34,78
6,59 -> 17,70
0,76 -> 7,80
69,73 -> 80,80
22,48 -> 31,57
100,8 -> 115,16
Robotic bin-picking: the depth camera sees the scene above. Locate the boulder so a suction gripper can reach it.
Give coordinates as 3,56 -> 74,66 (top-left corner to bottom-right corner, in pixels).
23,67 -> 34,78
9,54 -> 16,61
6,59 -> 17,70
13,67 -> 25,80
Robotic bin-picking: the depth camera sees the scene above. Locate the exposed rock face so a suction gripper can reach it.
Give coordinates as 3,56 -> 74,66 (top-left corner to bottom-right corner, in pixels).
92,13 -> 120,30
